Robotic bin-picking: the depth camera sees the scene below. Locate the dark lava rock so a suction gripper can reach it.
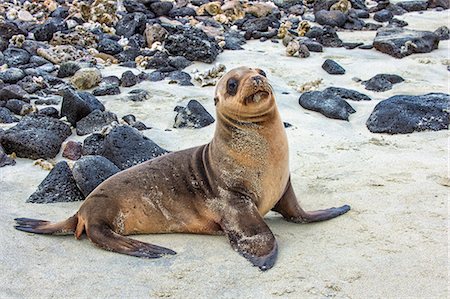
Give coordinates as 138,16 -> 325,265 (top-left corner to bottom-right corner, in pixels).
1,114 -> 71,159
389,18 -> 409,27
353,8 -> 370,18
5,99 -> 33,116
61,89 -> 105,126
322,59 -> 345,75
115,48 -> 141,63
343,15 -> 366,30
0,143 -> 15,167
283,122 -> 292,128
123,0 -> 152,14
434,26 -> 450,40
397,1 -> 428,11
224,30 -> 246,50
37,107 -> 59,118
27,161 -> 84,203
147,70 -> 166,81
127,89 -> 150,101
93,84 -> 121,96
72,155 -> 121,197
101,76 -> 121,86
33,18 -> 66,42
97,38 -> 123,55
0,68 -> 26,84
315,10 -> 347,27
3,47 -> 31,67
299,91 -> 356,121
165,28 -> 220,63
307,26 -> 343,47
173,100 -> 215,128
242,17 -> 272,32
302,40 -> 323,52
121,70 -> 139,87
82,133 -> 105,156
76,110 -> 118,136
0,22 -> 26,41
168,7 -> 197,18
150,1 -> 173,16
18,76 -> 44,93
168,71 -> 193,86
57,62 -> 81,78
373,27 -> 440,58
51,7 -> 69,18
343,42 -> 364,49
427,0 -> 449,9
366,93 -> 449,134
363,74 -> 404,92
0,107 -> 19,123
168,56 -> 192,70
62,140 -> 82,160
115,12 -> 147,37
374,9 -> 394,22
128,33 -> 146,49
323,87 -> 371,101
0,84 -> 28,101
102,125 -> 169,170
313,0 -> 339,12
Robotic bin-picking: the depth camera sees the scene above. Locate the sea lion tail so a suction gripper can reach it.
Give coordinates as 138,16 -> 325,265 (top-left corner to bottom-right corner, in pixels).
14,213 -> 79,236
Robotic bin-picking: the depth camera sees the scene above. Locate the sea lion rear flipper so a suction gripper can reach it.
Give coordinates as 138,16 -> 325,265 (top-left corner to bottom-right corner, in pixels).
272,178 -> 350,223
14,215 -> 78,235
219,197 -> 278,271
86,224 -> 176,259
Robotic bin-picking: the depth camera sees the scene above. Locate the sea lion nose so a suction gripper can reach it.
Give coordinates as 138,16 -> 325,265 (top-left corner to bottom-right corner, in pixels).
252,75 -> 264,86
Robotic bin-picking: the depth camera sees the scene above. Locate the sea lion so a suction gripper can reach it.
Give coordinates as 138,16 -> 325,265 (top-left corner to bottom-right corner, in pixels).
14,67 -> 350,271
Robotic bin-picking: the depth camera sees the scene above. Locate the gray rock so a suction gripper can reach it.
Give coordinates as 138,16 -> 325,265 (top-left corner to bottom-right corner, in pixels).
427,0 -> 449,9
82,133 -> 106,156
315,10 -> 347,28
1,114 -> 71,159
0,143 -> 16,167
322,59 -> 345,75
62,140 -> 82,160
57,62 -> 81,78
367,93 -> 449,134
150,1 -> 173,16
174,100 -> 215,128
72,155 -> 120,197
115,12 -> 147,37
0,107 -> 19,123
27,161 -> 84,203
374,9 -> 394,22
76,110 -> 118,136
97,38 -> 123,55
397,1 -> 428,11
5,99 -> 33,116
61,89 -> 105,126
37,107 -> 59,118
92,84 -> 121,96
3,47 -> 31,67
363,74 -> 404,92
0,68 -> 26,84
0,84 -> 28,101
168,71 -> 193,86
168,7 -> 197,18
434,26 -> 449,40
323,87 -> 371,101
121,70 -> 139,87
299,91 -> 356,121
102,125 -> 168,170
373,27 -> 440,58
165,27 -> 220,63
127,89 -> 151,101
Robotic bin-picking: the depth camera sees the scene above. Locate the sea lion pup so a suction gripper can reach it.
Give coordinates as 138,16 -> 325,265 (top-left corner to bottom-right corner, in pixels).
15,67 -> 350,271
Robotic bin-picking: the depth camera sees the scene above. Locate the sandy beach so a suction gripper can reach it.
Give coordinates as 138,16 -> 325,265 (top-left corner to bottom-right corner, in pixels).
0,7 -> 448,299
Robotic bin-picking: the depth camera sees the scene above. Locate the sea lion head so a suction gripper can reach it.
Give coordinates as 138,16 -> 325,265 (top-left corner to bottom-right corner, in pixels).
214,67 -> 275,121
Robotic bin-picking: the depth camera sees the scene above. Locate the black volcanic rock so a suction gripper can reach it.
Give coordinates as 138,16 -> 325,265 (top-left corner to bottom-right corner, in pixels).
173,100 -> 215,128
299,91 -> 356,120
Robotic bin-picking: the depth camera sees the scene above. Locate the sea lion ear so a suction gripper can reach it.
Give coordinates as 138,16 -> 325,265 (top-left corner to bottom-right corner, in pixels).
214,96 -> 219,106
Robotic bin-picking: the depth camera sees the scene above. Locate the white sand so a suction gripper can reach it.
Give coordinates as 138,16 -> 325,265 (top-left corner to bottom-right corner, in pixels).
0,10 -> 448,298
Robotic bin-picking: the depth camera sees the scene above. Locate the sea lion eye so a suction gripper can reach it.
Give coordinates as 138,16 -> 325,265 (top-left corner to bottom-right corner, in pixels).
258,70 -> 267,77
227,78 -> 238,96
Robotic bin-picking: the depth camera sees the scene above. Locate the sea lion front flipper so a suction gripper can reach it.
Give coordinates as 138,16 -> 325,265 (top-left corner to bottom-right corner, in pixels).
272,178 -> 350,223
87,224 -> 176,258
219,197 -> 278,271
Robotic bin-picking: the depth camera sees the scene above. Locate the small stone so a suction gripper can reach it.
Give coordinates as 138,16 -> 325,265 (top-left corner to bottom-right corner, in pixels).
150,1 -> 174,16
174,100 -> 215,129
27,161 -> 84,203
299,91 -> 356,121
434,26 -> 449,40
5,99 -> 33,116
102,125 -> 169,170
168,7 -> 197,18
0,107 -> 19,123
0,68 -> 26,84
3,47 -> 31,67
127,89 -> 150,101
374,9 -> 394,22
0,84 -> 28,101
363,74 -> 404,92
62,140 -> 82,160
397,1 -> 428,12
115,12 -> 147,38
17,10 -> 34,22
57,62 -> 81,78
97,38 -> 123,55
389,18 -> 409,28
322,59 -> 345,75
168,71 -> 193,86
101,76 -> 121,86
121,70 -> 139,87
37,107 -> 60,118
323,87 -> 371,101
61,89 -> 105,126
72,155 -> 121,197
314,10 -> 347,27
93,84 -> 121,96
1,114 -> 71,159
0,143 -> 16,167
71,68 -> 102,90
82,133 -> 106,156
76,110 -> 118,136
367,93 -> 449,134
